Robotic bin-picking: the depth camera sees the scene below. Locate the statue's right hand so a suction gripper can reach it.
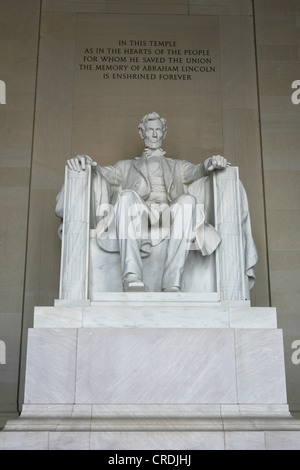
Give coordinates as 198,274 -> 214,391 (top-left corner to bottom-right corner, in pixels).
66,154 -> 97,172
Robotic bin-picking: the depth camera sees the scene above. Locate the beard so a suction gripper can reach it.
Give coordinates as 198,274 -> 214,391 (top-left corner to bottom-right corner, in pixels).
144,137 -> 163,149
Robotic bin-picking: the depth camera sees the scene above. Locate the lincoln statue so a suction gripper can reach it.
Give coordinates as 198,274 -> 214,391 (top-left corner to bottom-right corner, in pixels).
56,112 -> 229,292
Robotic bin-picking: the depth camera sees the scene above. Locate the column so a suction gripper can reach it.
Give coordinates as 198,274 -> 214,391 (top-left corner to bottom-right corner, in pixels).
213,166 -> 246,301
59,165 -> 91,301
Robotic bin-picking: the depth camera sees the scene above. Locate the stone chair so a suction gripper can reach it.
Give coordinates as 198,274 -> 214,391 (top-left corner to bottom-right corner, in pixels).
57,164 -> 257,303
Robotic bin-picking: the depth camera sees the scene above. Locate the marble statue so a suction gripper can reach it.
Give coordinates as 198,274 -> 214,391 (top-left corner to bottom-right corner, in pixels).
57,112 -> 230,292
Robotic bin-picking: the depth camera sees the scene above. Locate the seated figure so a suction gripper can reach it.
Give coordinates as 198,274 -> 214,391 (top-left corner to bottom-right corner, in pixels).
56,112 -> 231,292
56,112 -> 258,297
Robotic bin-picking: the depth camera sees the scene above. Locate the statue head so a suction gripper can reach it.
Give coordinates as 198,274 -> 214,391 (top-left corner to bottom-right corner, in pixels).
138,112 -> 167,150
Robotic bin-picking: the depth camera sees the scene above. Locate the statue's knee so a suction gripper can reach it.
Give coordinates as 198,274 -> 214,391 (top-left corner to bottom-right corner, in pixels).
118,190 -> 138,205
120,189 -> 135,198
176,194 -> 196,207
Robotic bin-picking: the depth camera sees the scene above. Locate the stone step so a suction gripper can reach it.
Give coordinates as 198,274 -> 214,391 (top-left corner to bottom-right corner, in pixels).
35,300 -> 277,329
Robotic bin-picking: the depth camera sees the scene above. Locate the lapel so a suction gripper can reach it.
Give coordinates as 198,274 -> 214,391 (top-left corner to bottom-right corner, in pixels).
132,154 -> 150,194
132,152 -> 176,201
132,154 -> 148,180
161,157 -> 176,200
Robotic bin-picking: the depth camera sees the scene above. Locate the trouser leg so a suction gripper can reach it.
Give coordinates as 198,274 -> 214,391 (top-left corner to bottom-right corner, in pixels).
162,194 -> 196,290
115,190 -> 149,283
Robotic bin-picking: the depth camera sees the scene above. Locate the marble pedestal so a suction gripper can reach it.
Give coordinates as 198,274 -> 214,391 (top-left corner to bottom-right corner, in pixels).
1,295 -> 300,450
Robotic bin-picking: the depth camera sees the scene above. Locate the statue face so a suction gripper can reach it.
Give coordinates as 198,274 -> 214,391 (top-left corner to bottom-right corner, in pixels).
143,119 -> 164,149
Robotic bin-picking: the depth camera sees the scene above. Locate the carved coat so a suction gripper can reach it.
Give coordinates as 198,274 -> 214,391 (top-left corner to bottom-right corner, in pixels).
97,153 -> 207,203
56,152 -> 222,256
88,153 -> 222,256
55,153 -> 258,291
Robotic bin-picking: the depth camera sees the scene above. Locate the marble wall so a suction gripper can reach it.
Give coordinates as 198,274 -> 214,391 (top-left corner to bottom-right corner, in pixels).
0,0 -> 299,420
253,0 -> 300,412
0,0 -> 40,421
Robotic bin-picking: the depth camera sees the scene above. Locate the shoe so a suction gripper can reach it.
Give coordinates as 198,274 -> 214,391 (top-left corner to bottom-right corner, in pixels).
123,275 -> 145,292
162,286 -> 181,292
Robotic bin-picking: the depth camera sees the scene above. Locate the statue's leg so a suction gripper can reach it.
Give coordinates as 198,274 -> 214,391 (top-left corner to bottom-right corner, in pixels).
162,194 -> 196,292
114,190 -> 149,291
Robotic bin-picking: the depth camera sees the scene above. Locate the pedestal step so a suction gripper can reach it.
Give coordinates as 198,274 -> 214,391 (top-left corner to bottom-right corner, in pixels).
36,297 -> 277,329
2,405 -> 300,450
22,327 -> 287,406
2,303 -> 299,450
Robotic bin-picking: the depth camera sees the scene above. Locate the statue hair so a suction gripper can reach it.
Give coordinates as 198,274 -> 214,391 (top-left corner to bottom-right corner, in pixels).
138,112 -> 167,137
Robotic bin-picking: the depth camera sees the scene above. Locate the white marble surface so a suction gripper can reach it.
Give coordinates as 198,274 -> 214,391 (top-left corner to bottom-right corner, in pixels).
265,432 -> 300,450
2,403 -> 300,450
23,326 -> 286,407
35,306 -> 83,328
59,165 -> 91,300
224,431 -> 266,450
0,432 -> 49,450
213,167 -> 246,300
81,305 -> 229,328
235,329 -> 287,404
58,162 -> 256,300
24,329 -> 77,404
18,403 -> 291,419
75,328 -> 237,404
1,429 -> 300,450
229,307 -> 277,328
3,403 -> 300,450
4,406 -> 298,432
34,300 -> 277,329
5,305 -> 293,450
49,431 -> 90,450
89,431 -> 225,450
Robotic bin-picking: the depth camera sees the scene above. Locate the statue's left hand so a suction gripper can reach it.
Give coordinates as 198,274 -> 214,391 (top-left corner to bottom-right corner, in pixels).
67,154 -> 98,172
204,155 -> 229,172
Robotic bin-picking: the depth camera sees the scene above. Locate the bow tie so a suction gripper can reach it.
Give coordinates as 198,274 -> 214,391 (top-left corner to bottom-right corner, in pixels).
143,148 -> 166,159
